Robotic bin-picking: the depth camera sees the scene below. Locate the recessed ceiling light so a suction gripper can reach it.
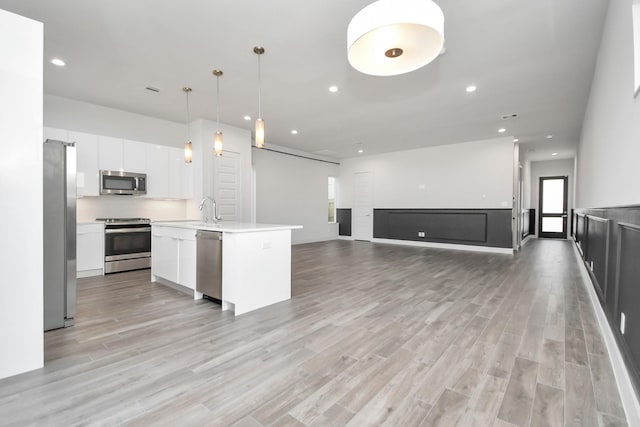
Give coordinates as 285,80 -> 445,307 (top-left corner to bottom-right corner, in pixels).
513,138 -> 519,142
465,85 -> 477,93
51,58 -> 66,67
498,128 -> 506,133
329,85 -> 339,93
291,130 -> 298,135
358,149 -> 364,153
552,152 -> 558,156
243,115 -> 251,121
546,135 -> 553,139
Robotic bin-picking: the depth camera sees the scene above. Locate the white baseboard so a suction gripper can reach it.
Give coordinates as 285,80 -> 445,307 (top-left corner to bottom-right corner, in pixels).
337,235 -> 354,241
77,268 -> 103,278
572,243 -> 640,426
371,238 -> 514,255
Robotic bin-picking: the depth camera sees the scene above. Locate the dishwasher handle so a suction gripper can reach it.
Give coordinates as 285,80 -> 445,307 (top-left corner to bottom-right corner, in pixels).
196,231 -> 223,240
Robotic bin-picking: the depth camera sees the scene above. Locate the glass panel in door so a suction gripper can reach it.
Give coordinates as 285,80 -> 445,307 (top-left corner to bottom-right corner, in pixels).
539,176 -> 568,238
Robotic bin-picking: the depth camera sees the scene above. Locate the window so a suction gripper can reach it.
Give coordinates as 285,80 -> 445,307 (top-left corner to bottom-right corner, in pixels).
328,176 -> 336,222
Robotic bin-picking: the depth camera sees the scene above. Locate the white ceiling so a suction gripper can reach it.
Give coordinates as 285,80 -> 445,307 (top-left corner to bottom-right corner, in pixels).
0,0 -> 609,160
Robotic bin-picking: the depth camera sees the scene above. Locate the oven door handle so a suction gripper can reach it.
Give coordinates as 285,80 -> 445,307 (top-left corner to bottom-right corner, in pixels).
105,227 -> 152,234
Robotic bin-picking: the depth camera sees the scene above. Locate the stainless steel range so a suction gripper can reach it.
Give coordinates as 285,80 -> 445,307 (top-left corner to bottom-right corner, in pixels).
97,218 -> 151,274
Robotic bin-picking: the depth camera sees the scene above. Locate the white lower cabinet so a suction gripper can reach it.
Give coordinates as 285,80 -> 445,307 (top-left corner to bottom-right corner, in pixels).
77,223 -> 104,277
151,226 -> 196,291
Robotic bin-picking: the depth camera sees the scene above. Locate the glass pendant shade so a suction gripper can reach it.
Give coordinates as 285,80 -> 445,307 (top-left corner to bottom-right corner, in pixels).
255,118 -> 265,148
184,141 -> 193,163
347,0 -> 445,76
214,131 -> 223,156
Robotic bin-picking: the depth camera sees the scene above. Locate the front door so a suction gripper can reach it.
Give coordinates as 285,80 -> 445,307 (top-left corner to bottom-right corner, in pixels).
538,176 -> 568,238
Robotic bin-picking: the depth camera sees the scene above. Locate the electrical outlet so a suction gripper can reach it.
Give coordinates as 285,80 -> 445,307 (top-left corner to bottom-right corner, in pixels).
621,312 -> 626,335
418,231 -> 425,238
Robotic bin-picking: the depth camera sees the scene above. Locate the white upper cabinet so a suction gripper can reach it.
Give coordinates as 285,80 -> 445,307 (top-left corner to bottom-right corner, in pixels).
123,140 -> 147,174
43,127 -> 69,142
69,131 -> 99,197
98,135 -> 124,171
146,144 -> 169,198
44,127 -> 192,200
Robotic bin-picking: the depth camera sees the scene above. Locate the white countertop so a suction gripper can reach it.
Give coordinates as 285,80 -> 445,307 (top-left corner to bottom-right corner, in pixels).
152,220 -> 303,233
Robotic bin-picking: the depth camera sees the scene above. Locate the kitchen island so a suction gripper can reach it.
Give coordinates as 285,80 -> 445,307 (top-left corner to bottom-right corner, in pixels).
151,221 -> 302,315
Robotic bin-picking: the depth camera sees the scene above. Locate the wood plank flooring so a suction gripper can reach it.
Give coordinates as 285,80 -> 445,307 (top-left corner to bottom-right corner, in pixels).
0,239 -> 629,426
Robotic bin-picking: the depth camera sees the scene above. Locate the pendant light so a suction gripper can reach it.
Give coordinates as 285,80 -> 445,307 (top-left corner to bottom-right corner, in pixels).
253,46 -> 265,148
182,87 -> 193,163
347,0 -> 445,76
212,69 -> 223,157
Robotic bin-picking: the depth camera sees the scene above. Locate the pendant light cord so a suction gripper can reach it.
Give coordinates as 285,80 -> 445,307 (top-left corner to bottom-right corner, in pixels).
257,53 -> 262,118
185,90 -> 191,141
216,75 -> 220,131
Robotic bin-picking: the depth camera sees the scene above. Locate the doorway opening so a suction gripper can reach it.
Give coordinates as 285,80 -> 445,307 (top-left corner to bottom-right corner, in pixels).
538,176 -> 568,239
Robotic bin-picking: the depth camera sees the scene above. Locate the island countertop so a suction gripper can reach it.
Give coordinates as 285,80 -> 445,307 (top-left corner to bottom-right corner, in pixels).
152,220 -> 302,233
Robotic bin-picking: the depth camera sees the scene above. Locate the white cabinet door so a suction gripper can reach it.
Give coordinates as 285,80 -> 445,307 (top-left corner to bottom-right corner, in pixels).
168,147 -> 184,199
69,131 -> 99,197
43,127 -> 68,142
151,233 -> 178,282
146,144 -> 170,198
77,224 -> 104,274
98,135 -> 124,171
123,140 -> 147,174
178,237 -> 197,289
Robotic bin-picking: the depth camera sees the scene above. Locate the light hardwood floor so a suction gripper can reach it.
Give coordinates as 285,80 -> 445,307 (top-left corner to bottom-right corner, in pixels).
0,239 -> 629,426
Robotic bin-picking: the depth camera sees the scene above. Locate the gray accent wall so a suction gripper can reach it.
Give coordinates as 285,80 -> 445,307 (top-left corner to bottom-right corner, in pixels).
374,209 -> 512,248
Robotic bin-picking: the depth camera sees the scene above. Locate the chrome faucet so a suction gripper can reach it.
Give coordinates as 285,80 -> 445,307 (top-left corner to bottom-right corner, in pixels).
198,197 -> 221,224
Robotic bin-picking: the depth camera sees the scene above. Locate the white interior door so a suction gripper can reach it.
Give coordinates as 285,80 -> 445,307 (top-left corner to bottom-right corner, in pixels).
353,171 -> 373,241
214,151 -> 241,222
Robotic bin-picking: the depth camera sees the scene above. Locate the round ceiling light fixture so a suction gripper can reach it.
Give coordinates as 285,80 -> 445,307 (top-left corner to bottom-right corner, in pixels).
51,58 -> 66,67
347,0 -> 445,76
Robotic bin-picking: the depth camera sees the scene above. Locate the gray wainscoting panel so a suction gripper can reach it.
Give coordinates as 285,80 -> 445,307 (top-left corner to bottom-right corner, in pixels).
585,215 -> 610,303
615,222 -> 640,384
336,209 -> 352,236
373,209 -> 512,248
575,206 -> 640,394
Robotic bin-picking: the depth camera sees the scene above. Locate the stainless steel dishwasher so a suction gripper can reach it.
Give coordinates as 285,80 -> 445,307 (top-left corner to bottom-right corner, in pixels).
196,230 -> 223,300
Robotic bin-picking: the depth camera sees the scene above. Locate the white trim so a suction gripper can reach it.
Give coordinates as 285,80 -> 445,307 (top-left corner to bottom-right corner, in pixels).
77,269 -> 103,278
572,243 -> 640,426
371,238 -> 514,255
521,234 -> 534,247
337,235 -> 355,241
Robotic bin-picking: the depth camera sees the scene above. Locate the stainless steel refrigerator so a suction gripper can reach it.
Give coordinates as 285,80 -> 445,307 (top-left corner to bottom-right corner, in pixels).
43,139 -> 76,331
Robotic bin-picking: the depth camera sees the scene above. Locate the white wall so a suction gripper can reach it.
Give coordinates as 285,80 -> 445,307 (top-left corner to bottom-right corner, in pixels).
337,137 -> 514,209
577,0 -> 640,208
44,94 -> 185,147
0,9 -> 44,379
253,144 -> 339,244
186,119 -> 253,221
529,159 -> 575,238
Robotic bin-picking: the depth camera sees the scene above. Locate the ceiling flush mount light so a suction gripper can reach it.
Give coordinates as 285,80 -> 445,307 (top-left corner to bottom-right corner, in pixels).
182,87 -> 193,163
51,58 -> 66,67
243,115 -> 251,121
329,85 -> 339,93
513,138 -> 519,142
347,0 -> 445,76
465,85 -> 477,93
498,128 -> 506,133
546,134 -> 553,139
291,130 -> 298,135
212,69 -> 224,157
254,46 -> 266,148
552,152 -> 558,156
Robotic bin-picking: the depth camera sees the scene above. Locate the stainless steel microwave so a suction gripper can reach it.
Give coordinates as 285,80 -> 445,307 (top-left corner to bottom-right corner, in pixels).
100,170 -> 147,195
